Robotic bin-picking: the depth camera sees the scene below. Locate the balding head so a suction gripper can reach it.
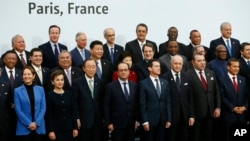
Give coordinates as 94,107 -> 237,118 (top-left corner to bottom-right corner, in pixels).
171,55 -> 183,73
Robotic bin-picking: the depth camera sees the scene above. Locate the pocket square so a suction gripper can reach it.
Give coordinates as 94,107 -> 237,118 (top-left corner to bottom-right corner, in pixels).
210,77 -> 214,80
184,83 -> 188,85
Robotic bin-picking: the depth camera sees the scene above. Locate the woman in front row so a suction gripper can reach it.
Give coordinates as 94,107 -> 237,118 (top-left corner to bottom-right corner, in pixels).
14,66 -> 46,141
46,70 -> 78,141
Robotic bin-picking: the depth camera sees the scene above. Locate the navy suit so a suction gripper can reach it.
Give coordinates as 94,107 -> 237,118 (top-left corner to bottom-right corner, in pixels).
239,57 -> 250,87
208,58 -> 228,79
38,41 -> 68,69
102,44 -> 124,69
125,39 -> 158,64
70,47 -> 91,68
209,37 -> 240,60
30,65 -> 49,87
13,50 -> 31,70
104,80 -> 138,141
1,67 -> 22,91
134,60 -> 149,82
98,59 -> 113,85
158,41 -> 187,58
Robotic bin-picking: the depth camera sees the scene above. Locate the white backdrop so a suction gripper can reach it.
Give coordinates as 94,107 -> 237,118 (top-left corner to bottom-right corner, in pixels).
1,0 -> 250,54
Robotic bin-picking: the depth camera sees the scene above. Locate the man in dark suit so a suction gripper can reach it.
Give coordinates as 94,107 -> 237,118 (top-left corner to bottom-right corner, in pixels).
104,62 -> 138,141
139,59 -> 171,141
11,34 -> 31,70
38,25 -> 68,69
186,30 -> 210,61
29,48 -> 49,87
219,58 -> 248,141
134,43 -> 155,82
70,32 -> 91,68
159,27 -> 187,58
73,58 -> 104,141
90,40 -> 113,85
209,22 -> 240,60
161,55 -> 195,141
125,23 -> 158,64
186,54 -> 221,141
239,42 -> 250,88
102,28 -> 124,69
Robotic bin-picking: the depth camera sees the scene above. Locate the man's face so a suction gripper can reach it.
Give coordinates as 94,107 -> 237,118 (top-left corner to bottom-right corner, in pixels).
104,29 -> 115,44
167,41 -> 178,55
76,34 -> 87,49
49,27 -> 60,43
59,52 -> 72,69
227,61 -> 239,75
30,51 -> 43,67
117,63 -> 130,81
83,60 -> 96,78
143,46 -> 154,61
3,53 -> 17,69
192,54 -> 206,71
12,36 -> 26,52
171,57 -> 183,73
190,31 -> 201,45
90,44 -> 104,59
136,26 -> 147,42
167,28 -> 178,41
149,61 -> 161,76
240,45 -> 250,59
215,45 -> 227,60
221,24 -> 232,39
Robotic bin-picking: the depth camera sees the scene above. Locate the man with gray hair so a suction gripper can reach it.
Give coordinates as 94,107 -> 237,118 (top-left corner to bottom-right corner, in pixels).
70,32 -> 91,68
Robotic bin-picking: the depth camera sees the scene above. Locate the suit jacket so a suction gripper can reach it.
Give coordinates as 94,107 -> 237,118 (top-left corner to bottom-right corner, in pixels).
38,41 -> 68,69
134,60 -> 149,82
13,50 -> 31,70
186,43 -> 210,61
209,37 -> 240,60
0,80 -> 12,135
70,47 -> 91,68
125,39 -> 158,64
30,65 -> 50,87
161,72 -> 194,125
104,80 -> 138,129
72,76 -> 104,129
239,57 -> 250,88
219,75 -> 248,124
139,77 -> 171,127
208,58 -> 228,79
159,53 -> 188,73
98,59 -> 113,85
102,43 -> 124,69
1,67 -> 23,91
14,85 -> 46,135
186,69 -> 221,119
159,41 -> 187,58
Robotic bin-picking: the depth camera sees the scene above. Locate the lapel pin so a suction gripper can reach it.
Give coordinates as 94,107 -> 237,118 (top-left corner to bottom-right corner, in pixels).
211,77 -> 214,80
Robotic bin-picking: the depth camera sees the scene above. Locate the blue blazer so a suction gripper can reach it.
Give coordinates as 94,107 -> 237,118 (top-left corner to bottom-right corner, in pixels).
0,67 -> 23,91
102,44 -> 124,68
14,85 -> 46,135
70,47 -> 91,68
208,58 -> 228,79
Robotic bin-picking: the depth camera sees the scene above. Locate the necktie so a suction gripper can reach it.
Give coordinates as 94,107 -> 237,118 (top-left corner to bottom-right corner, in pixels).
66,69 -> 72,86
9,70 -> 14,88
37,68 -> 43,84
155,79 -> 161,97
96,61 -> 102,79
199,71 -> 208,91
20,53 -> 26,66
54,44 -> 59,63
81,49 -> 85,60
247,61 -> 250,69
232,76 -> 238,92
89,79 -> 94,98
123,82 -> 129,101
175,73 -> 181,92
110,48 -> 114,64
226,39 -> 232,57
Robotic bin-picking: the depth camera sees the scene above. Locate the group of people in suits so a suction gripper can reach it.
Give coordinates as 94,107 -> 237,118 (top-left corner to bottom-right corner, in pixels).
0,21 -> 250,141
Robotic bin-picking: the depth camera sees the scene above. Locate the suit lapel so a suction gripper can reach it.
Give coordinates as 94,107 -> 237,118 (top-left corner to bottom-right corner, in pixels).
20,85 -> 30,104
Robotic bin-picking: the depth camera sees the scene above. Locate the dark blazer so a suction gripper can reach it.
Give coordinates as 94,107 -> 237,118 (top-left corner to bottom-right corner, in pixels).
139,77 -> 171,127
70,47 -> 91,68
38,41 -> 68,69
239,57 -> 250,87
208,59 -> 228,79
219,75 -> 248,124
186,69 -> 221,119
186,43 -> 210,61
134,60 -> 149,82
102,44 -> 124,69
30,65 -> 50,86
72,76 -> 104,129
209,37 -> 240,60
104,80 -> 138,129
0,80 -> 12,135
13,50 -> 31,70
159,41 -> 187,58
99,59 -> 113,85
125,39 -> 158,64
161,72 -> 194,125
1,67 -> 23,91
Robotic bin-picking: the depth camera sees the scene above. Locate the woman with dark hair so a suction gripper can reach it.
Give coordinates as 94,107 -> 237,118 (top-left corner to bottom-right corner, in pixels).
14,66 -> 46,141
112,51 -> 138,83
46,70 -> 78,141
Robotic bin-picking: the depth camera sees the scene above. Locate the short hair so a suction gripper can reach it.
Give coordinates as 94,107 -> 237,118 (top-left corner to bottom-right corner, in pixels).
193,45 -> 204,54
170,55 -> 183,64
142,43 -> 155,52
192,53 -> 204,61
81,58 -> 96,68
240,42 -> 250,51
227,58 -> 239,66
59,50 -> 72,59
220,22 -> 231,30
147,59 -> 160,68
30,48 -> 43,56
75,32 -> 86,40
49,25 -> 61,34
90,40 -> 103,49
22,66 -> 36,76
136,23 -> 148,32
11,34 -> 23,45
167,26 -> 177,33
117,62 -> 130,70
189,29 -> 199,36
50,69 -> 64,81
1,50 -> 17,60
118,51 -> 132,63
103,28 -> 114,36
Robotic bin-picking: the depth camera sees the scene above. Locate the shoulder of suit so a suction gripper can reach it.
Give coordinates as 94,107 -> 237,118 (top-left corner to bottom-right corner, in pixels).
114,44 -> 124,49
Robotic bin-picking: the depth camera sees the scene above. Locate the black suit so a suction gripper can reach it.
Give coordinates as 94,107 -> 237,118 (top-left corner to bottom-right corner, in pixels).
186,69 -> 221,141
38,41 -> 68,69
161,72 -> 194,141
72,76 -> 104,141
104,80 -> 138,141
134,60 -> 149,82
13,50 -> 31,70
30,65 -> 49,87
158,41 -> 187,58
186,43 -> 210,61
125,39 -> 158,64
102,44 -> 124,69
98,59 -> 113,85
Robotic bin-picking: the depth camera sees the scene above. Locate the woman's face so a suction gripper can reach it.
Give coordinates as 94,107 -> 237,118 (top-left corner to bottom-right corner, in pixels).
122,56 -> 132,68
22,68 -> 35,85
52,74 -> 64,89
